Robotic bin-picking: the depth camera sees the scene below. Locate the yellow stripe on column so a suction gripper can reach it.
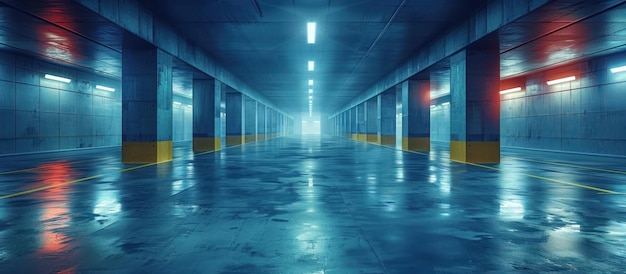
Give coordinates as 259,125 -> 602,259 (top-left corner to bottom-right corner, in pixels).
402,137 -> 430,151
245,135 -> 257,143
226,135 -> 244,146
122,141 -> 172,163
357,134 -> 366,141
451,141 -> 500,163
257,134 -> 266,141
378,135 -> 395,146
193,137 -> 221,151
366,134 -> 378,143
351,134 -> 358,140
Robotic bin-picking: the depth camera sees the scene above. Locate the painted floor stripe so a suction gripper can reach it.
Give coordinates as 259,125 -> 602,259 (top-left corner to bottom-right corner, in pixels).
369,140 -> 623,195
503,156 -> 626,175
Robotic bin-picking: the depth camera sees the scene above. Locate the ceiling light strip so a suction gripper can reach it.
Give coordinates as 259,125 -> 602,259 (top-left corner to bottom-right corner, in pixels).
547,76 -> 576,85
499,87 -> 522,95
610,65 -> 626,73
95,85 -> 116,92
44,74 -> 71,83
307,22 -> 316,44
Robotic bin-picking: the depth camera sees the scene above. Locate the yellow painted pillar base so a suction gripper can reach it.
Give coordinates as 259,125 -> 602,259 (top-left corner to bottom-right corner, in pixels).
226,135 -> 244,146
357,134 -> 366,142
378,135 -> 395,146
245,135 -> 256,143
122,141 -> 172,163
351,134 -> 358,140
257,134 -> 266,141
193,137 -> 221,152
450,141 -> 500,163
402,137 -> 430,151
366,134 -> 378,143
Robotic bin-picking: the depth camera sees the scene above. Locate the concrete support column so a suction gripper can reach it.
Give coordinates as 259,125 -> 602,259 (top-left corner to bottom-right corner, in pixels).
192,79 -> 223,151
378,90 -> 396,146
244,96 -> 256,143
402,80 -> 430,151
267,109 -> 275,139
226,92 -> 244,146
122,48 -> 173,163
450,40 -> 500,163
366,98 -> 378,143
356,103 -> 366,141
257,104 -> 266,141
350,108 -> 357,140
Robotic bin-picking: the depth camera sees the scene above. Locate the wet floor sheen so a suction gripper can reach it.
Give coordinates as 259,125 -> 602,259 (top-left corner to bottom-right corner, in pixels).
0,136 -> 625,273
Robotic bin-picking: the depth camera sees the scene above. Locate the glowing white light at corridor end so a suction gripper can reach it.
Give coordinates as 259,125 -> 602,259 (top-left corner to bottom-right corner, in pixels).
307,22 -> 316,44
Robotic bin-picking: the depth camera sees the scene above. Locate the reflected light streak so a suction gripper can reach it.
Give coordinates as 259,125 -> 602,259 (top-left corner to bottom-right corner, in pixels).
35,161 -> 75,255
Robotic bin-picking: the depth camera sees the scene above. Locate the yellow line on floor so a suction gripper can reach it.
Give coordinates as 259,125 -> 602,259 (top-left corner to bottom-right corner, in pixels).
367,140 -> 623,195
0,157 -> 113,175
0,167 -> 41,175
0,175 -> 104,199
503,156 -> 626,175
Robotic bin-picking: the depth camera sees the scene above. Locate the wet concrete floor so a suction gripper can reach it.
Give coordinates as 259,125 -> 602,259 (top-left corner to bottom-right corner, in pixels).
0,136 -> 625,273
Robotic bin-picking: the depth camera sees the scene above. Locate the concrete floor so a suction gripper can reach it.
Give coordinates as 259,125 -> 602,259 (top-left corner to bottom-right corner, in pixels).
0,136 -> 625,273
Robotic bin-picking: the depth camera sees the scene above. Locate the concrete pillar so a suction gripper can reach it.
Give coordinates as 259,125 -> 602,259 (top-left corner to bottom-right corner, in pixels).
356,103 -> 366,141
226,92 -> 244,146
244,96 -> 256,143
192,79 -> 223,151
267,109 -> 274,139
450,40 -> 500,163
378,90 -> 396,146
122,48 -> 173,163
257,104 -> 266,141
366,98 -> 378,143
350,107 -> 357,140
402,80 -> 430,151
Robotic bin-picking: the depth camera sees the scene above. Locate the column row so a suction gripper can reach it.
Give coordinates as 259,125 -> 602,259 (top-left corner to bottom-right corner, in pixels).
122,47 -> 291,163
330,41 -> 500,163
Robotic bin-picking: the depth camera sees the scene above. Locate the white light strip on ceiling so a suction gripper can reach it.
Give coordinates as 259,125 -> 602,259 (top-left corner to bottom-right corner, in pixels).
441,102 -> 450,106
610,65 -> 626,73
547,76 -> 576,85
499,87 -> 522,94
44,74 -> 71,83
173,101 -> 182,105
309,89 -> 313,93
309,79 -> 314,85
95,85 -> 115,92
307,22 -> 316,44
308,61 -> 314,71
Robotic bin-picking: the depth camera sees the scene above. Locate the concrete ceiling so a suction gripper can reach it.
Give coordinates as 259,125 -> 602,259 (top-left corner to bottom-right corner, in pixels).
1,0 -> 626,116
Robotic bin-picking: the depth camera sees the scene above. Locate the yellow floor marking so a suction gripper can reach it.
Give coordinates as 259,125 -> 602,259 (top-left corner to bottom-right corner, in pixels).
0,141 -> 257,199
503,156 -> 626,175
0,157 -> 113,175
0,167 -> 41,175
0,175 -> 103,199
367,140 -> 623,195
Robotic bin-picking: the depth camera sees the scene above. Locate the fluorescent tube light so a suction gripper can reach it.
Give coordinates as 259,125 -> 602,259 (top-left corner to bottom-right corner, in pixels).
307,22 -> 316,44
308,61 -> 314,71
610,65 -> 626,73
44,74 -> 71,83
547,76 -> 576,85
173,101 -> 182,105
430,105 -> 436,108
95,85 -> 115,92
309,89 -> 313,93
309,79 -> 314,85
499,87 -> 522,94
309,95 -> 313,99
442,102 -> 450,106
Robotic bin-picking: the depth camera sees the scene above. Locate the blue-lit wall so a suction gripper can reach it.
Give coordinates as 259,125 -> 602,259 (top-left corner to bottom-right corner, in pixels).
430,99 -> 450,142
501,52 -> 626,156
0,51 -> 121,155
172,95 -> 192,142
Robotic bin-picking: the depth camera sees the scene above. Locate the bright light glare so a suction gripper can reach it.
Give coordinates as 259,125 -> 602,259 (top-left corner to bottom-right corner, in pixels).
44,74 -> 71,83
610,65 -> 626,73
499,87 -> 522,94
547,76 -> 576,85
442,102 -> 450,106
173,101 -> 182,105
309,89 -> 313,93
307,22 -> 316,44
309,79 -> 314,85
308,61 -> 314,71
95,85 -> 115,92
